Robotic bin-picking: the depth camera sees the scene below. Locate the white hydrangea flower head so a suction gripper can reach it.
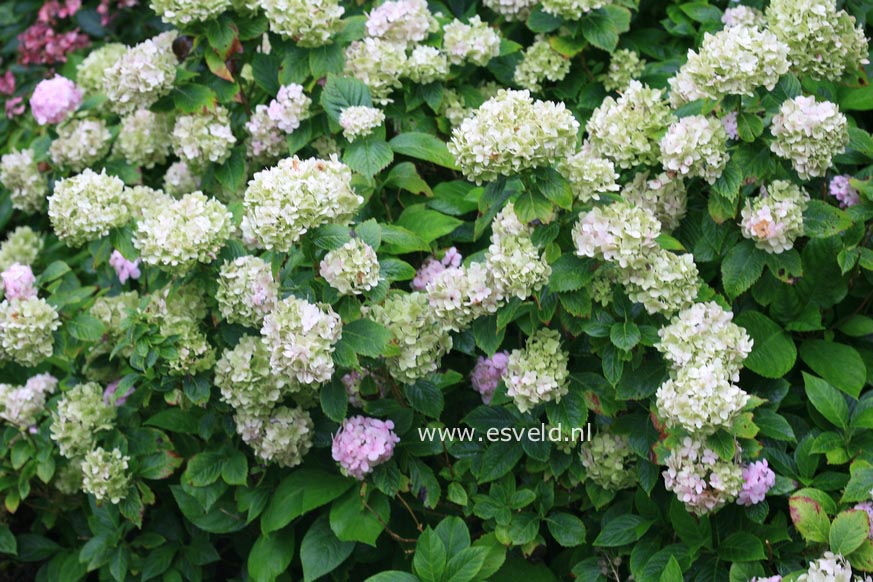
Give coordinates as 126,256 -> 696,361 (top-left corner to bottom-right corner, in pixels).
163,161 -> 201,196
622,250 -> 699,315
171,106 -> 237,169
503,328 -> 570,413
0,149 -> 48,214
91,291 -> 139,336
344,38 -> 408,105
668,25 -> 790,107
0,298 -> 59,368
572,201 -> 661,269
483,0 -> 538,21
660,115 -> 729,184
721,5 -> 763,28
266,83 -> 311,133
245,104 -> 286,162
663,436 -> 743,515
770,95 -> 849,180
104,31 -> 178,115
405,46 -> 450,85
440,88 -> 470,126
579,432 -> 637,490
0,227 -> 43,272
766,0 -> 869,81
150,0 -> 232,25
449,89 -> 579,183
115,109 -> 173,169
366,0 -> 438,47
586,81 -> 674,169
601,48 -> 646,93
426,261 -> 500,330
620,171 -> 687,232
215,336 -> 297,416
366,292 -> 453,384
48,170 -> 129,247
241,155 -> 362,252
657,360 -> 750,433
236,406 -> 314,467
320,238 -> 381,295
50,382 -> 116,459
514,35 -> 571,93
339,106 -> 386,142
133,191 -> 231,273
0,373 -> 57,429
216,256 -> 279,327
76,43 -> 126,96
163,319 -> 216,376
557,147 -> 620,203
485,203 -> 551,302
797,552 -> 853,582
740,181 -> 809,254
81,447 -> 131,504
124,185 -> 169,219
49,119 -> 112,171
541,0 -> 610,19
261,296 -> 342,385
442,16 -> 501,66
261,0 -> 344,47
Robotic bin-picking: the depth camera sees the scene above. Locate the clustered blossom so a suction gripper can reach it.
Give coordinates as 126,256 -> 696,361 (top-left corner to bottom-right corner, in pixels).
367,292 -> 453,383
48,170 -> 129,247
365,0 -> 437,46
483,0 -> 538,20
0,149 -> 47,213
331,415 -> 400,479
797,552 -> 853,582
586,81 -> 674,169
405,46 -> 450,85
108,250 -> 141,284
50,383 -> 116,458
76,44 -> 126,95
238,406 -> 315,467
722,5 -> 763,28
115,110 -> 173,168
449,89 -> 579,183
656,302 -> 752,433
659,115 -> 729,184
246,105 -> 286,161
104,32 -> 178,115
30,75 -> 82,125
0,373 -> 57,429
485,203 -> 551,302
502,328 -> 569,413
721,112 -> 739,140
737,459 -> 776,506
0,227 -> 43,272
668,25 -> 790,106
215,336 -> 290,416
172,106 -> 237,168
620,172 -> 687,232
442,16 -> 501,66
750,577 -> 782,582
558,148 -> 620,202
262,296 -> 342,385
242,156 -> 362,251
320,238 -> 381,295
471,352 -> 509,404
740,181 -> 809,254
770,96 -> 848,180
344,38 -> 408,105
2,263 -> 36,300
426,261 -> 499,330
150,0 -> 231,25
163,161 -> 200,196
854,502 -> 873,539
80,447 -> 131,503
663,436 -> 744,515
0,297 -> 60,367
412,247 -> 462,291
830,176 -> 861,208
267,84 -> 312,133
766,0 -> 869,81
541,0 -> 610,19
261,0 -> 344,47
513,36 -> 571,93
602,49 -> 645,92
339,106 -> 386,141
17,2 -> 90,67
134,192 -> 232,273
216,256 -> 279,327
579,432 -> 637,490
141,284 -> 215,376
50,119 -> 113,171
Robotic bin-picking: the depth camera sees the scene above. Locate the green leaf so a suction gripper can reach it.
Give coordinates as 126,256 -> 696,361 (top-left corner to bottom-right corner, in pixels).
320,75 -> 372,122
839,315 -> 873,337
221,452 -> 248,486
800,340 -> 865,398
183,453 -> 224,487
251,53 -> 279,95
329,489 -> 389,547
144,409 -> 200,434
721,240 -> 765,298
830,510 -> 870,555
173,84 -> 218,114
711,159 -> 743,201
736,113 -> 764,142
610,321 -> 641,352
549,254 -> 591,292
754,408 -> 796,442
414,528 -> 448,582
404,380 -> 444,418
339,318 -> 393,357
593,515 -> 653,547
546,513 -> 586,547
734,311 -> 797,379
68,313 -> 107,342
718,532 -> 766,562
301,515 -> 354,582
214,147 -> 247,194
842,468 -> 873,503
343,137 -> 394,177
309,43 -> 344,78
477,441 -> 524,483
321,379 -> 348,423
248,529 -> 295,582
514,189 -> 554,223
390,133 -> 459,169
580,6 -> 630,52
804,200 -> 854,238
444,547 -> 488,582
839,86 -> 873,111
0,525 -> 16,556
679,2 -> 723,22
659,556 -> 683,582
536,168 -> 573,210
384,162 -> 433,196
396,204 -> 463,243
789,494 -> 832,543
365,573 -> 420,582
527,5 -> 562,33
381,225 -> 430,253
804,373 -> 849,430
261,470 -> 354,534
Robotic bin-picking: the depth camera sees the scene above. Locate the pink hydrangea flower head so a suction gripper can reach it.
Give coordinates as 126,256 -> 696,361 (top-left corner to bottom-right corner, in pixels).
471,351 -> 510,404
1,263 -> 37,300
18,25 -> 90,66
412,247 -> 463,290
30,75 -> 82,125
721,111 -> 738,140
5,96 -> 25,119
109,250 -> 141,284
331,415 -> 400,480
829,175 -> 861,208
0,71 -> 15,96
854,501 -> 873,539
737,459 -> 776,506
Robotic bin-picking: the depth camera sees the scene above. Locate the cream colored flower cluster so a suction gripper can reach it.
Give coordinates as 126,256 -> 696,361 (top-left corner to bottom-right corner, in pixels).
104,32 -> 178,115
663,436 -> 743,515
579,432 -> 638,490
339,106 -> 386,142
171,106 -> 237,169
150,0 -> 231,25
261,0 -> 344,47
502,328 -> 569,413
659,115 -> 729,184
344,38 -> 408,105
557,147 -> 620,203
740,181 -> 809,254
443,16 -> 501,66
513,36 -> 571,93
0,149 -> 47,213
320,239 -> 381,296
620,172 -> 687,232
216,256 -> 279,327
49,170 -> 130,247
115,110 -> 173,169
50,119 -> 112,172
770,95 -> 848,180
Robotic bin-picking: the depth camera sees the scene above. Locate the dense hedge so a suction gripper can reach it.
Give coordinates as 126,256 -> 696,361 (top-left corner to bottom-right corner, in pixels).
1,0 -> 873,580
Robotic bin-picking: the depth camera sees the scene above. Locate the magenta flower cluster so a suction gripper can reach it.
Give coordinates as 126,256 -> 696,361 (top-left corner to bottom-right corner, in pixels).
829,175 -> 861,208
331,415 -> 399,480
411,247 -> 462,290
737,459 -> 776,506
30,75 -> 82,125
470,351 -> 509,404
109,250 -> 142,284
